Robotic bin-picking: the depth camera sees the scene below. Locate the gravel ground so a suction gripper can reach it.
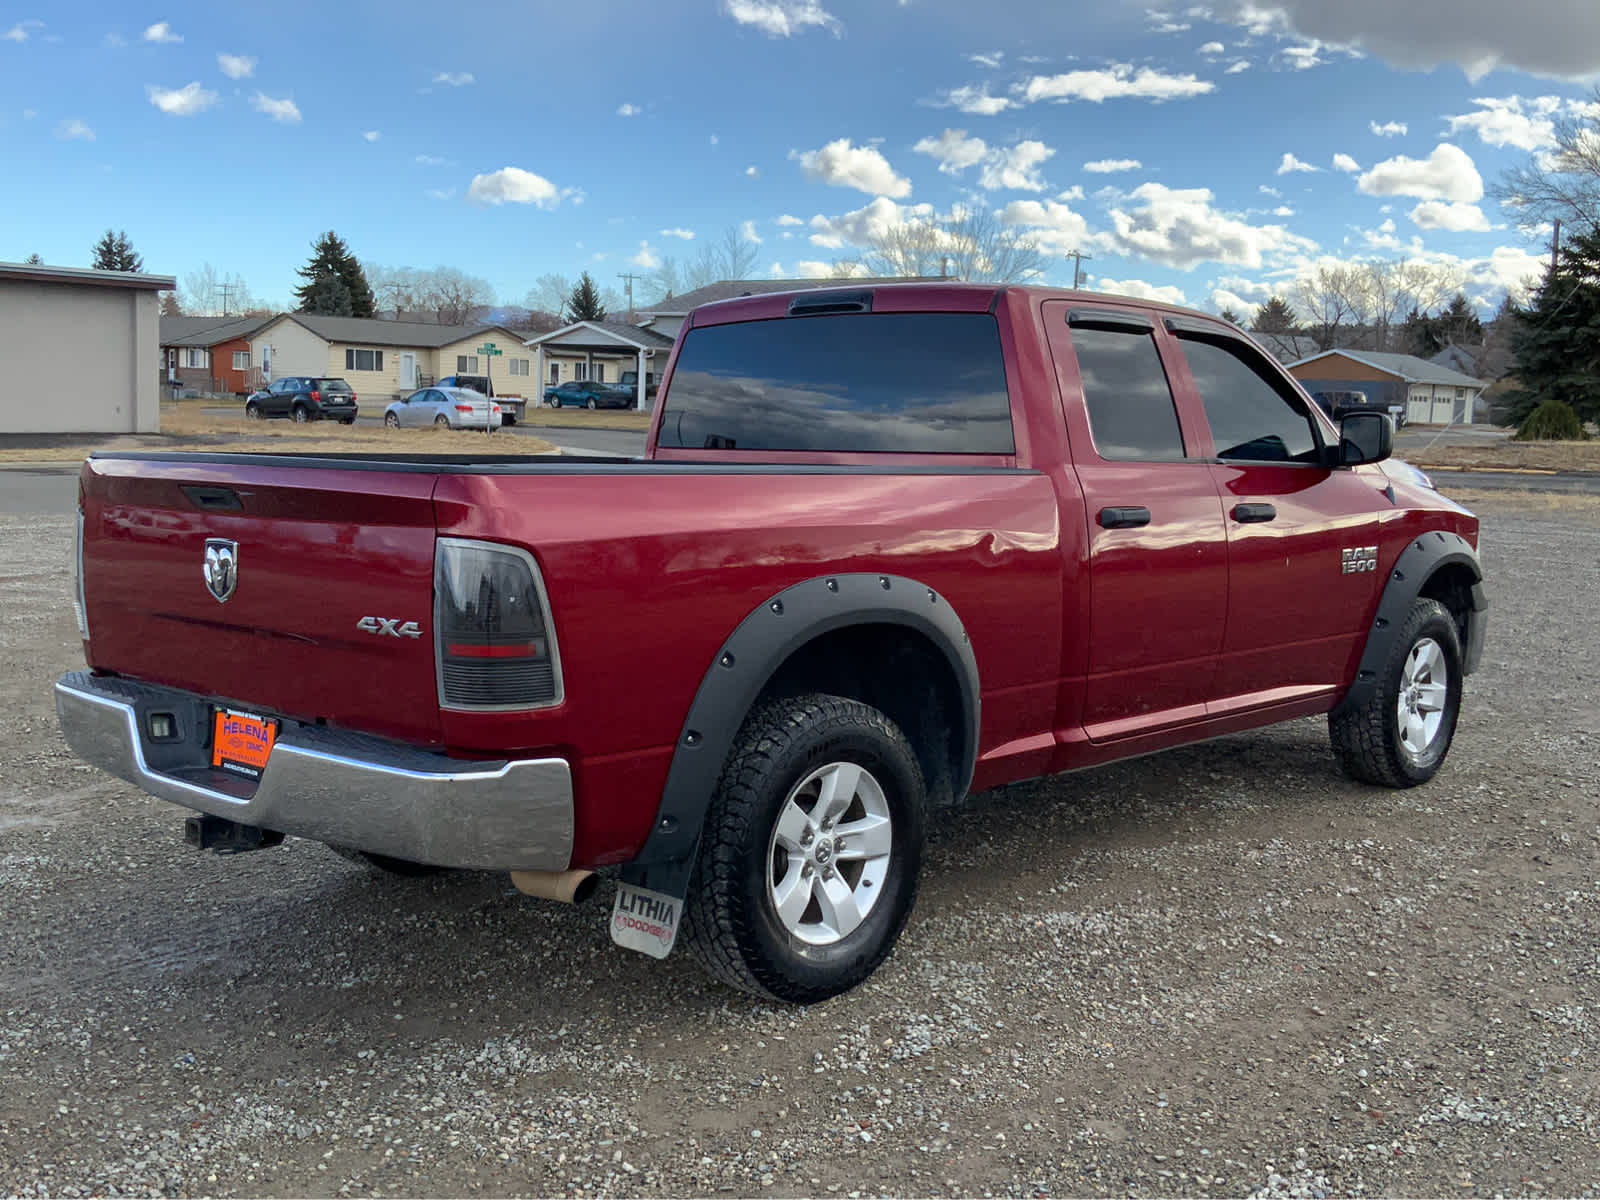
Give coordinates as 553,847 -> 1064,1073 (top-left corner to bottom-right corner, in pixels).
2,496 -> 1598,1198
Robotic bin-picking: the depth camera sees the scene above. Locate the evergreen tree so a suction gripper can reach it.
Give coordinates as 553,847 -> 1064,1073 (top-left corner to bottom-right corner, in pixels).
1505,223 -> 1600,426
565,270 -> 607,322
159,291 -> 183,316
1402,293 -> 1485,357
1219,307 -> 1243,326
1251,296 -> 1297,333
24,252 -> 43,265
91,229 -> 143,272
293,231 -> 375,317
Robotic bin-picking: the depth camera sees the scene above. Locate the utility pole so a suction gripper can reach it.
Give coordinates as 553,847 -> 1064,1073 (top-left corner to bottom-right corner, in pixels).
617,271 -> 643,320
217,282 -> 235,317
1066,249 -> 1093,289
1552,218 -> 1562,278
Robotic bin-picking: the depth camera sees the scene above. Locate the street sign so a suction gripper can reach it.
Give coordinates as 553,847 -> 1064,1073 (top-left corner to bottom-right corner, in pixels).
477,343 -> 503,356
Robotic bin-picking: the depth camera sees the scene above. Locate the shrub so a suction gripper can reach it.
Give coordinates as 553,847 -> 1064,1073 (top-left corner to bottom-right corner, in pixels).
1514,398 -> 1590,442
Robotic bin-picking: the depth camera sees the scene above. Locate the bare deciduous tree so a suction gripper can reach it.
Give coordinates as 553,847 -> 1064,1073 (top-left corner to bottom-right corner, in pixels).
524,272 -> 572,317
836,207 -> 1044,283
367,265 -> 496,323
182,263 -> 254,316
1491,87 -> 1600,231
1292,257 -> 1464,351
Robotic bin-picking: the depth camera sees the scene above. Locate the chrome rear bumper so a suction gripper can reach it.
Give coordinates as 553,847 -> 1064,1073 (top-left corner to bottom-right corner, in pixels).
54,672 -> 573,871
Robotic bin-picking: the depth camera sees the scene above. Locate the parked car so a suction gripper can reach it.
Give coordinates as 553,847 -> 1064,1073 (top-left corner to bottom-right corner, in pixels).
56,282 -> 1487,1004
436,374 -> 527,425
244,377 -> 358,424
617,369 -> 658,401
544,379 -> 633,409
382,386 -> 501,431
1311,388 -> 1408,430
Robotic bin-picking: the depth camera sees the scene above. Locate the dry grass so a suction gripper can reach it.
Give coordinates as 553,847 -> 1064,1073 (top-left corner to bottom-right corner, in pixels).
0,406 -> 556,464
1439,486 -> 1600,517
1414,440 -> 1600,473
513,407 -> 654,431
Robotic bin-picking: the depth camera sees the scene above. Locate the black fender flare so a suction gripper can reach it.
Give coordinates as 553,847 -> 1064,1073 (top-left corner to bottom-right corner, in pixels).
620,572 -> 981,896
1332,529 -> 1487,719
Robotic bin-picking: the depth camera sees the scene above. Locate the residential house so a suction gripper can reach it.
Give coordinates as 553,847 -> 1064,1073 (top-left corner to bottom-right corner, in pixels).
247,315 -> 537,403
1,260 -> 172,433
634,275 -> 951,342
524,321 -> 677,408
159,314 -> 274,396
1288,349 -> 1487,426
1429,343 -> 1484,378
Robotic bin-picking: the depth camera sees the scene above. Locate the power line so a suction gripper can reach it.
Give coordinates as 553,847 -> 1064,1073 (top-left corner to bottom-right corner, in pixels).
1065,249 -> 1093,290
617,271 -> 644,318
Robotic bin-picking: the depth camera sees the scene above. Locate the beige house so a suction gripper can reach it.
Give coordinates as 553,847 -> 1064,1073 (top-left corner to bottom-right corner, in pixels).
0,261 -> 173,433
248,315 -> 537,403
526,321 -> 677,410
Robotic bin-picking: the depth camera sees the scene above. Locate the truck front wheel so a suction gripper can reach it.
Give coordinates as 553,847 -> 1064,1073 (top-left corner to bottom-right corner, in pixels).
1330,597 -> 1463,787
683,693 -> 927,1004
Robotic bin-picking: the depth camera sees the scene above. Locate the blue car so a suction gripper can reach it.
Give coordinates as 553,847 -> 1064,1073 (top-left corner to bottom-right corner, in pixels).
543,380 -> 634,410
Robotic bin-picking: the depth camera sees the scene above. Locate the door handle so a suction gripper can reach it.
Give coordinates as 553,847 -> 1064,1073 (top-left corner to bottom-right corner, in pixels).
1231,503 -> 1277,523
1098,505 -> 1152,529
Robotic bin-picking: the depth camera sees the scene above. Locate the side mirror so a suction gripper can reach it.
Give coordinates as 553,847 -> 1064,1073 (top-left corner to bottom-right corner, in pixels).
1338,411 -> 1393,466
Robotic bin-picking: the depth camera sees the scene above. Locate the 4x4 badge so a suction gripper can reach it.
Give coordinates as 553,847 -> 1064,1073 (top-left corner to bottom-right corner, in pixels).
203,539 -> 238,603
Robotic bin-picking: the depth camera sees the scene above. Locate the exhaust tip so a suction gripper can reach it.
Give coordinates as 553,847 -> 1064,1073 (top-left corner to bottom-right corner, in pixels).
510,868 -> 598,905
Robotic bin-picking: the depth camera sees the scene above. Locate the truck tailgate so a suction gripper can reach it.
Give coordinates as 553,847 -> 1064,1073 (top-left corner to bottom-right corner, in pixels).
80,456 -> 443,746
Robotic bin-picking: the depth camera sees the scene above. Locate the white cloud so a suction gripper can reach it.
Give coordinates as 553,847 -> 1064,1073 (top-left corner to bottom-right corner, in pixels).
216,53 -> 255,79
1409,200 -> 1491,232
940,84 -> 1012,115
630,241 -> 662,268
250,92 -> 300,123
1332,152 -> 1361,173
1208,0 -> 1600,82
1212,274 -> 1277,305
432,72 -> 474,86
142,21 -> 181,44
616,103 -> 641,117
427,188 -> 455,201
723,0 -> 841,37
466,166 -> 562,208
1278,38 -> 1328,69
1273,205 -> 1295,216
146,82 -> 217,117
740,219 -> 764,244
660,227 -> 695,240
1357,143 -> 1483,203
1148,10 -> 1192,34
1199,40 -> 1225,54
745,165 -> 759,177
415,154 -> 450,165
968,51 -> 1004,68
1259,184 -> 1281,197
55,118 -> 94,141
795,260 -> 842,278
102,32 -> 125,47
775,214 -> 804,226
768,261 -> 787,277
1059,185 -> 1086,201
4,18 -> 44,41
1103,183 -> 1317,269
1370,119 -> 1407,137
710,134 -> 720,145
1084,158 -> 1142,173
21,108 -> 35,119
1444,95 -> 1565,151
1276,152 -> 1320,175
807,196 -> 935,249
914,128 -> 989,174
999,198 -> 1094,257
1015,64 -> 1214,104
362,130 -> 380,142
1225,59 -> 1251,73
1095,277 -> 1187,304
913,128 -> 1054,190
790,138 -> 912,198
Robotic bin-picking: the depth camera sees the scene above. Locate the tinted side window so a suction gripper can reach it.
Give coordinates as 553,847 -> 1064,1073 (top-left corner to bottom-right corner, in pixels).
1179,336 -> 1321,464
657,312 -> 1014,454
1069,326 -> 1186,461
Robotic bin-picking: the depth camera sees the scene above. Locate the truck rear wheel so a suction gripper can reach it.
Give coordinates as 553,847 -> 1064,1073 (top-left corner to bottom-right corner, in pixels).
1330,597 -> 1463,787
683,693 -> 927,1004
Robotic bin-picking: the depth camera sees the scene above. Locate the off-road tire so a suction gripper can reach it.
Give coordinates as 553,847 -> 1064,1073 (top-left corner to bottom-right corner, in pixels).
326,845 -> 447,877
682,693 -> 927,1004
1331,597 -> 1463,787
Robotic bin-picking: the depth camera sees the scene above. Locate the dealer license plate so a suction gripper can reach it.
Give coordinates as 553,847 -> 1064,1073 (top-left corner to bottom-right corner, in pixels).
211,708 -> 278,780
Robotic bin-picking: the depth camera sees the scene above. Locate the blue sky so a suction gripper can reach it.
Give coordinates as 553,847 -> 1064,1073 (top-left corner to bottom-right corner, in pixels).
3,0 -> 1597,316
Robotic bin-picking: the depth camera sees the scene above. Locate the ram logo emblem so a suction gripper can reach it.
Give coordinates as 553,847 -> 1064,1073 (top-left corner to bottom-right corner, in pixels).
1341,545 -> 1378,575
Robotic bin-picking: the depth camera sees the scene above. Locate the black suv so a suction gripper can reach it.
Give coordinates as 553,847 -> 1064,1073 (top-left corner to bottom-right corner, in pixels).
244,377 -> 359,424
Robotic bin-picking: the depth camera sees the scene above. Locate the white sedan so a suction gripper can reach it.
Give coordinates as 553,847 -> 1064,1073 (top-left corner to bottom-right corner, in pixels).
383,386 -> 502,431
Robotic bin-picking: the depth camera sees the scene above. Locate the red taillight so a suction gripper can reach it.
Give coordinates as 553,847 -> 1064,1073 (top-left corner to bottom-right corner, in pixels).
351,393 -> 358,404
435,539 -> 561,709
310,390 -> 321,403
492,404 -> 500,413
455,404 -> 474,413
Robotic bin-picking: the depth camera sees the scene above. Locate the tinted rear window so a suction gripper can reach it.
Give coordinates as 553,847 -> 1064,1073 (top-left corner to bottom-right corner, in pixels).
656,312 -> 1014,453
1069,326 -> 1187,461
315,378 -> 354,393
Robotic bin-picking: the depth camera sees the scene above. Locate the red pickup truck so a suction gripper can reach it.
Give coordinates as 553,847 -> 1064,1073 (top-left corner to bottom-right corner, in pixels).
57,283 -> 1487,1003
